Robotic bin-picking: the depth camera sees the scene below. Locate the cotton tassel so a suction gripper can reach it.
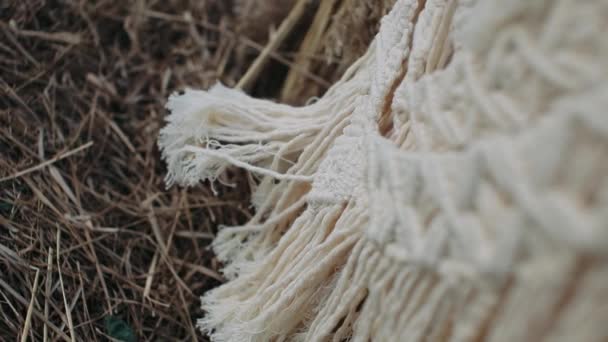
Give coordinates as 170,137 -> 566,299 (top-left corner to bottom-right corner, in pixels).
157,51 -> 371,282
157,38 -> 375,342
301,239 -> 497,342
158,51 -> 371,189
208,90 -> 364,279
199,202 -> 368,341
159,1 -> 422,340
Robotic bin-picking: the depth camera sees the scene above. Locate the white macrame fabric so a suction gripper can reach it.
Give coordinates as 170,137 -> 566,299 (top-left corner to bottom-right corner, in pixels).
159,0 -> 608,340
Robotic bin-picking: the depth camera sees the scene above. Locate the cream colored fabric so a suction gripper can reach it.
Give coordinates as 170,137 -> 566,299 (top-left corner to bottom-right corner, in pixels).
159,0 -> 608,340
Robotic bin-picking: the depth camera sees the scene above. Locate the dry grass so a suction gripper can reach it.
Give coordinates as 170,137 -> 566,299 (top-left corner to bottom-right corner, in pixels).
0,1 -> 256,340
0,0 -> 383,340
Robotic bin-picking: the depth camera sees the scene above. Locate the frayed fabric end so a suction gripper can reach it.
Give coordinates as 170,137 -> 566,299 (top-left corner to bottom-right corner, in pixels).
158,84 -> 329,188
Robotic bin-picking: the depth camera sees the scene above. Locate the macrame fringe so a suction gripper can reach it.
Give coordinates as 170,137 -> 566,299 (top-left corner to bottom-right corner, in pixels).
158,0 -> 608,340
158,53 -> 371,190
200,202 -> 366,341
302,239 -> 497,342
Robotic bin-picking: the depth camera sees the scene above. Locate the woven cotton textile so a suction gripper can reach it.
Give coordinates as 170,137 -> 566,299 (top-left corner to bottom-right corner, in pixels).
159,0 -> 608,340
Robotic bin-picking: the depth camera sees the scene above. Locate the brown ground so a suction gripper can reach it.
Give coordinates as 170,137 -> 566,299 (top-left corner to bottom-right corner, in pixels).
0,0 -> 386,340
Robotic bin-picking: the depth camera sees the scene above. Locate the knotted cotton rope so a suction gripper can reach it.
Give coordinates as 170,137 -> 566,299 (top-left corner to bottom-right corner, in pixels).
159,0 -> 608,340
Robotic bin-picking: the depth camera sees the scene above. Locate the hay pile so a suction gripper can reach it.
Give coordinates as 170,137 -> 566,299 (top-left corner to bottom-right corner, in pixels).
0,0 -> 384,340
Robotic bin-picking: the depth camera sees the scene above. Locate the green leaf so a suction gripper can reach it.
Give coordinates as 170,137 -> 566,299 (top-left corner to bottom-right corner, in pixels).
104,315 -> 136,342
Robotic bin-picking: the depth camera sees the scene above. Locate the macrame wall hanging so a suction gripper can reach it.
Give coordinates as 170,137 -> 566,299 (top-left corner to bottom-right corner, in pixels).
159,0 -> 608,340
